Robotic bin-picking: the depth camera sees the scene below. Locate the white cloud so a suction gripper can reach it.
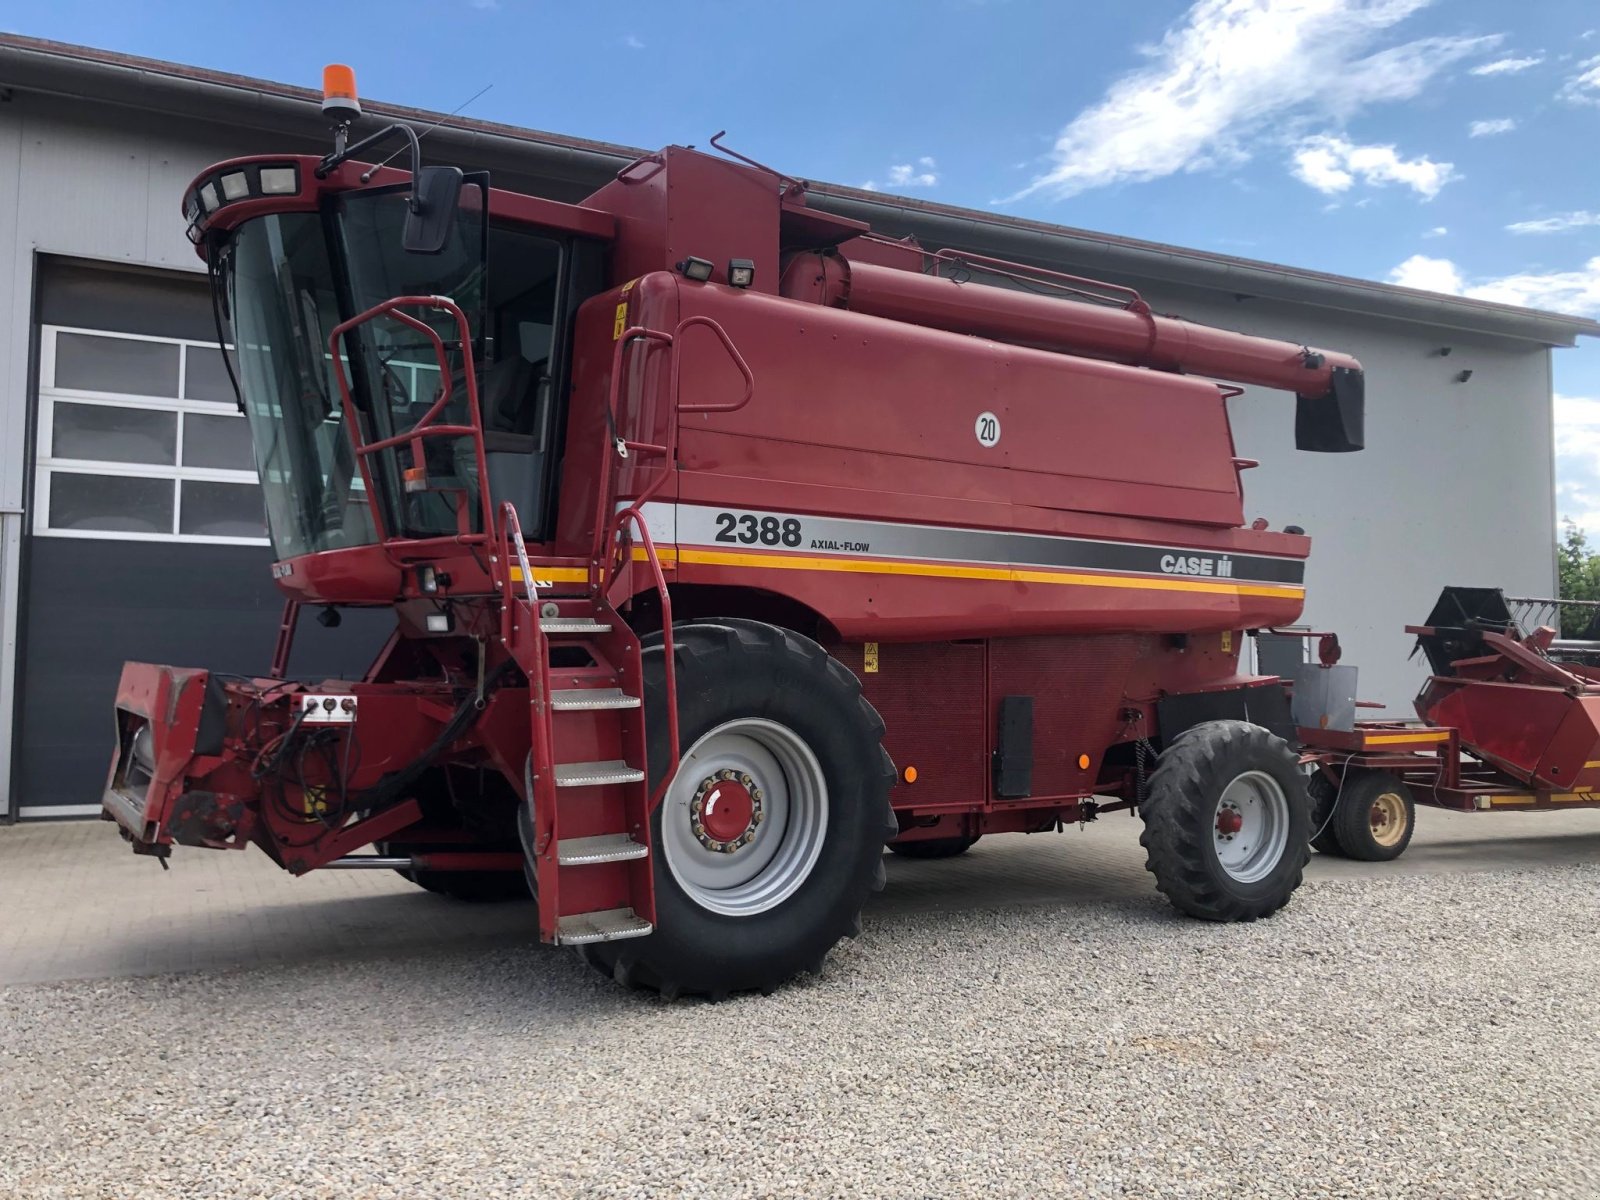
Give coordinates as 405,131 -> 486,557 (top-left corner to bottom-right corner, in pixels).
1289,135 -> 1456,198
1506,211 -> 1600,235
1387,253 -> 1600,316
624,34 -> 645,49
1465,258 -> 1600,314
1561,55 -> 1600,105
1468,117 -> 1516,137
1423,225 -> 1448,238
863,156 -> 939,192
1388,254 -> 1465,293
1469,55 -> 1543,76
1010,0 -> 1497,201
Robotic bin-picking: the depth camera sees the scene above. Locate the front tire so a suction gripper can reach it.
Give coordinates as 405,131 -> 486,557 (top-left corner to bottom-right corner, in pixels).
583,621 -> 897,998
1139,720 -> 1310,922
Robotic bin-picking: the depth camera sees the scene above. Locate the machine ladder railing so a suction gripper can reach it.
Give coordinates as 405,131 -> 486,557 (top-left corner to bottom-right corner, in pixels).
327,294 -> 498,557
587,316 -> 754,592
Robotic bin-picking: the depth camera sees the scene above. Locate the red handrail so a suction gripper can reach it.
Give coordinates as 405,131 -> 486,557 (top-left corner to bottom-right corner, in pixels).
674,315 -> 755,414
611,504 -> 679,804
496,500 -> 540,654
589,313 -> 753,590
496,501 -> 561,857
327,294 -> 495,544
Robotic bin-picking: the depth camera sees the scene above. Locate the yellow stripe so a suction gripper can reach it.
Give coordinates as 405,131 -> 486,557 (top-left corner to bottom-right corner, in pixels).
673,547 -> 1304,599
1490,792 -> 1597,805
509,566 -> 587,583
513,545 -> 1304,600
1363,731 -> 1451,746
1584,760 -> 1600,769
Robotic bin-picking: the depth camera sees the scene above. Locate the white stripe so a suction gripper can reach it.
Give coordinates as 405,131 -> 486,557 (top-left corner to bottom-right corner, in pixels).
19,804 -> 104,819
618,499 -> 675,545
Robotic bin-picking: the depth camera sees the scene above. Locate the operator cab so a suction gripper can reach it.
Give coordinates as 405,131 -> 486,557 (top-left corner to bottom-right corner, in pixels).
189,154 -> 607,583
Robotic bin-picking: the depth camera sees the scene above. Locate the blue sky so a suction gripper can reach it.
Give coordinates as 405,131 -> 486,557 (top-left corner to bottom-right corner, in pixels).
7,0 -> 1600,526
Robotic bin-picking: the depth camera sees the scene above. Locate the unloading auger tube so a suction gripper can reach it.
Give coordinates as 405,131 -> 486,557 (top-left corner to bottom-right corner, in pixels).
779,248 -> 1366,454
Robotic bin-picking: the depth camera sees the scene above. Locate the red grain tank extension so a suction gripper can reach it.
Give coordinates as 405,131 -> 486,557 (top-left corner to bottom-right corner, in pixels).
99,76 -> 1373,997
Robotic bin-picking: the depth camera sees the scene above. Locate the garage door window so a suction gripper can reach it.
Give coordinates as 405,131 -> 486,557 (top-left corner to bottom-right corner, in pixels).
34,326 -> 267,545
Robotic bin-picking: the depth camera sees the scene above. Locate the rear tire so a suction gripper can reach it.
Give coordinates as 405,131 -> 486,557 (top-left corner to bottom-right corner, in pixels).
888,836 -> 979,859
1139,720 -> 1310,922
1330,769 -> 1415,862
583,620 -> 897,999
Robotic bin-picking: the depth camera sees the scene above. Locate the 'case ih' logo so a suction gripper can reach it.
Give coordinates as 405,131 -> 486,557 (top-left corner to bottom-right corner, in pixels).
1160,553 -> 1234,578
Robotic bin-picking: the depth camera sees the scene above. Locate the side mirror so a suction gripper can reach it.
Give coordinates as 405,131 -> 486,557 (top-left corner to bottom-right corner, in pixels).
402,165 -> 464,254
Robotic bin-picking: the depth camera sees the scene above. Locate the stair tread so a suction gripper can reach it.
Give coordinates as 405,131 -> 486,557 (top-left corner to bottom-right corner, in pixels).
557,833 -> 649,865
541,617 -> 612,634
556,907 -> 653,945
554,760 -> 645,787
550,687 -> 640,711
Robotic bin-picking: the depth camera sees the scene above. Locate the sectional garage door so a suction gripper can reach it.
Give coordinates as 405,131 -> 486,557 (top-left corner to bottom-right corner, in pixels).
12,259 -> 377,817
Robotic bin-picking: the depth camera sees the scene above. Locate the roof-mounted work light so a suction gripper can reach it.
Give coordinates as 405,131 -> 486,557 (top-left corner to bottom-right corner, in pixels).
728,259 -> 755,288
676,256 -> 715,283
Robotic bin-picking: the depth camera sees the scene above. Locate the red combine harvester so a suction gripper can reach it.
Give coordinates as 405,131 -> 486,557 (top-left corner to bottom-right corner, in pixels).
102,68 -> 1374,998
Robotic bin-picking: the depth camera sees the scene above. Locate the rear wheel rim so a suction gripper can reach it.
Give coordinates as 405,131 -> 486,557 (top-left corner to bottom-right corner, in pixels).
1369,791 -> 1408,848
661,718 -> 829,917
1212,770 -> 1290,884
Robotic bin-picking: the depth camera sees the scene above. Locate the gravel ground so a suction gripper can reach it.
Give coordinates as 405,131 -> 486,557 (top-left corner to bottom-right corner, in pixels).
3,865 -> 1599,1200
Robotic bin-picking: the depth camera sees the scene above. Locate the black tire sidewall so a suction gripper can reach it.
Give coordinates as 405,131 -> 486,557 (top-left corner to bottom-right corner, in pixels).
1307,771 -> 1347,856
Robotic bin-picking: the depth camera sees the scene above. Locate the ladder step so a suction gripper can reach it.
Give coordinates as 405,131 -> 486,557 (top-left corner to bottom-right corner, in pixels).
550,687 -> 640,712
555,760 -> 645,787
541,617 -> 612,635
556,907 -> 654,945
557,833 -> 649,866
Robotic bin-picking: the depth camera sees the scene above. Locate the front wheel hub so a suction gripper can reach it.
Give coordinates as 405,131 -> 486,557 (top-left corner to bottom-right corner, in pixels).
691,770 -> 763,852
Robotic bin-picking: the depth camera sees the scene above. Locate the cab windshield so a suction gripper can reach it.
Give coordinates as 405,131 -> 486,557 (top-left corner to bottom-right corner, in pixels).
219,184 -> 492,559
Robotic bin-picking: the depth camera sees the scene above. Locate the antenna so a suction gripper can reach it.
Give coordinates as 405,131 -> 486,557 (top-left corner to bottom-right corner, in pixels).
360,83 -> 495,182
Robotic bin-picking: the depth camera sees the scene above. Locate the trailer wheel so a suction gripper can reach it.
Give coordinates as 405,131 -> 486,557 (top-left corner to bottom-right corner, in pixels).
1330,769 -> 1415,862
1139,720 -> 1310,922
888,836 -> 980,859
583,620 -> 897,999
1307,772 -> 1347,857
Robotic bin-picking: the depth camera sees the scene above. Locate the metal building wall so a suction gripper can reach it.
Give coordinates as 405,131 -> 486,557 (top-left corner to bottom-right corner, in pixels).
0,94 -> 316,817
1138,281 -> 1556,711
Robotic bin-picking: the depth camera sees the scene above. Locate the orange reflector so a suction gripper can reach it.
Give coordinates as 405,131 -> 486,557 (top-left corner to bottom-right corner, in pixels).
402,465 -> 428,493
323,64 -> 358,102
902,766 -> 918,784
1077,754 -> 1091,770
